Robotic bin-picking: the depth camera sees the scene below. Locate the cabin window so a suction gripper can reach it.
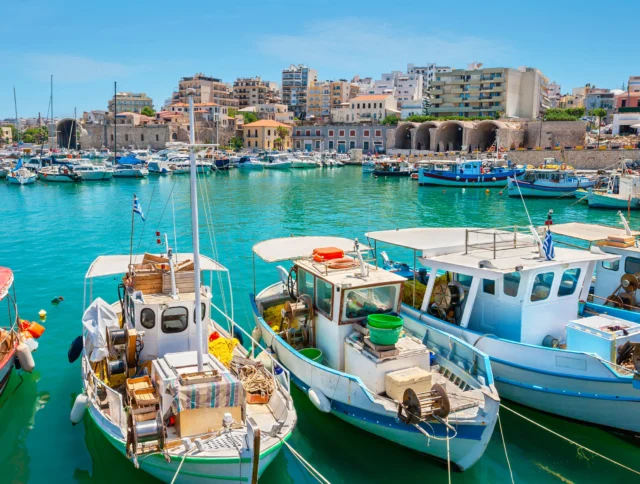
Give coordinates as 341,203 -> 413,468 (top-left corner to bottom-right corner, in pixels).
624,257 -> 640,275
162,307 -> 188,333
315,278 -> 333,317
343,285 -> 397,321
193,302 -> 207,322
530,272 -> 555,302
456,274 -> 473,287
140,308 -> 155,329
297,269 -> 315,304
482,279 -> 495,295
558,268 -> 581,297
503,272 -> 521,297
602,260 -> 619,271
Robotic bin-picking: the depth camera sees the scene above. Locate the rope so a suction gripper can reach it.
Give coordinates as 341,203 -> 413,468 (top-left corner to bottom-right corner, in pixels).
446,424 -> 451,484
238,365 -> 276,397
170,453 -> 187,484
281,439 -> 331,484
500,403 -> 640,476
498,414 -> 515,484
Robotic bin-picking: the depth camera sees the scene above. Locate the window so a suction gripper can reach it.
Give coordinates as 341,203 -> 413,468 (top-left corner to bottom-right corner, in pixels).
306,130 -> 311,136
162,307 -> 188,333
111,134 -> 114,141
156,134 -> 159,141
328,130 -> 334,137
328,141 -> 334,149
558,268 -> 581,297
363,141 -> 370,151
193,302 -> 207,322
140,308 -> 155,329
349,130 -> 356,137
339,130 -> 345,137
343,285 -> 398,321
357,103 -> 360,109
602,260 -> 619,271
316,278 -> 333,316
125,134 -> 129,141
141,134 -> 144,142
368,103 -> 371,108
625,257 -> 640,274
316,130 -> 321,136
363,130 -> 370,137
503,272 -> 521,297
297,269 -> 315,304
483,279 -> 495,295
531,272 -> 555,302
267,129 -> 271,136
349,141 -> 355,149
296,130 -> 301,136
375,130 -> 382,137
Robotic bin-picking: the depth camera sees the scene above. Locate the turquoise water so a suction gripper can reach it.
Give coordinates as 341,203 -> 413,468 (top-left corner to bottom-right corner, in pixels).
1,167 -> 639,483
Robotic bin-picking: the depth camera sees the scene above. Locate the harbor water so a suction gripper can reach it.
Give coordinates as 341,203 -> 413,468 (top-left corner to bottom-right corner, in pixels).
1,166 -> 638,483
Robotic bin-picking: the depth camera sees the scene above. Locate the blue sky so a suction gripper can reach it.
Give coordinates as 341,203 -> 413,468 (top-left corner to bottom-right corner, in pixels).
1,0 -> 638,119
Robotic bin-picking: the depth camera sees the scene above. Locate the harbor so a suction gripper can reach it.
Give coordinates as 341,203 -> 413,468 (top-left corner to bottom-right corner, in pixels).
2,164 -> 640,483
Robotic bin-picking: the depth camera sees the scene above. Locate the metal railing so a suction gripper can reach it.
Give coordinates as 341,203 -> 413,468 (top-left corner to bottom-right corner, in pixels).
464,226 -> 538,258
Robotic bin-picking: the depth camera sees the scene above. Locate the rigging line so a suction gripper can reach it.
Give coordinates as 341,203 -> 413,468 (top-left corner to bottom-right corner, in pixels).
281,439 -> 331,484
500,403 -> 640,477
498,414 -> 515,484
143,177 -> 179,255
134,178 -> 159,263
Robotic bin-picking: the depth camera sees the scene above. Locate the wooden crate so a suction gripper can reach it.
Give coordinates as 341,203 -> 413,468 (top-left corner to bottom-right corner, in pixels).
178,370 -> 220,385
175,406 -> 242,437
131,272 -> 164,294
163,271 -> 195,294
126,376 -> 153,397
133,387 -> 160,407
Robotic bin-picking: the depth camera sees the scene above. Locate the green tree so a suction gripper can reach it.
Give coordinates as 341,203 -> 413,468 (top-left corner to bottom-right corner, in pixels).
228,108 -> 238,118
21,126 -> 48,144
273,137 -> 283,151
543,108 -> 584,121
241,112 -> 258,124
141,106 -> 156,117
422,85 -> 434,116
381,115 -> 399,125
275,126 -> 289,150
592,107 -> 607,125
229,137 -> 243,150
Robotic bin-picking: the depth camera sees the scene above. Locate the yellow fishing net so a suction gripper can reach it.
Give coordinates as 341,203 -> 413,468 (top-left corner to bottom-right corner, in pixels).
208,337 -> 239,368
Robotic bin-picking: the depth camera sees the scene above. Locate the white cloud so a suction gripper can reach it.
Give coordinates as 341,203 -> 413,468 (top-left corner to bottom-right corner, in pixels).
27,55 -> 139,83
257,18 -> 515,74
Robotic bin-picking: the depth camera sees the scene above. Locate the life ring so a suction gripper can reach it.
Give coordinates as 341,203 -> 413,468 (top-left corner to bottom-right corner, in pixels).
560,164 -> 567,170
327,257 -> 359,269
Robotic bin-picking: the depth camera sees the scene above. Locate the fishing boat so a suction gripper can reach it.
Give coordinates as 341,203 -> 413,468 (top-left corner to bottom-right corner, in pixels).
71,96 -> 296,483
1,267 -> 41,397
72,161 -> 114,181
418,159 -> 524,187
6,166 -> 37,185
236,156 -> 264,170
587,167 -> 640,209
362,158 -> 376,174
373,159 -> 412,177
366,227 -> 640,433
251,237 -> 499,471
37,165 -> 82,182
508,169 -> 595,198
262,154 -> 291,170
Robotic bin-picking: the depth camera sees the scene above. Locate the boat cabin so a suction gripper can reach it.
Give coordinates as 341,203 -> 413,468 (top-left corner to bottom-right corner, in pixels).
366,227 -> 621,347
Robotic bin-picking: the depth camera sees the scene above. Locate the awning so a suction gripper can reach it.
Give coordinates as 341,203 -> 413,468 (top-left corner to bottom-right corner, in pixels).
85,254 -> 228,279
0,267 -> 13,300
253,236 -> 370,263
549,222 -> 640,242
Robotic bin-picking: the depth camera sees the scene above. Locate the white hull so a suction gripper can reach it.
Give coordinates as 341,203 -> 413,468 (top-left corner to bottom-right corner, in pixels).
7,174 -> 37,185
290,162 -> 316,169
113,169 -> 149,178
237,163 -> 264,170
263,162 -> 291,170
78,171 -> 113,181
37,173 -> 80,182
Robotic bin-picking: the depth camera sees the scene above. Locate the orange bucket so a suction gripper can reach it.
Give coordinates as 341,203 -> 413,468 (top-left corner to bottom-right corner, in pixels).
27,322 -> 46,339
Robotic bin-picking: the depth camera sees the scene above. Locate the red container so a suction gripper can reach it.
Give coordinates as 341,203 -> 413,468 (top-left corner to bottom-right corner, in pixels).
312,247 -> 345,262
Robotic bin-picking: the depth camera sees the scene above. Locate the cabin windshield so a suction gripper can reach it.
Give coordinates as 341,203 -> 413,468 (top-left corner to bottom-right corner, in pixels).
343,285 -> 398,321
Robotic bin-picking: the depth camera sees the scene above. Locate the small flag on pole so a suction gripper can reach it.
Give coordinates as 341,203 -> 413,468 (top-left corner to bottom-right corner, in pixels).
133,195 -> 145,221
542,228 -> 555,261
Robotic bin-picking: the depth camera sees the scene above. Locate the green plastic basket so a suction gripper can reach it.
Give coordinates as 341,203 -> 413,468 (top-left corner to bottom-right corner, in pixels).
299,347 -> 323,363
367,314 -> 404,330
367,325 -> 403,345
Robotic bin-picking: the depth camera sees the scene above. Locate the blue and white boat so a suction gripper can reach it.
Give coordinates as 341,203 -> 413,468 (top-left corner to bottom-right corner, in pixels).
113,156 -> 148,178
508,169 -> 596,198
366,227 -> 640,433
236,156 -> 264,170
147,159 -> 174,175
418,158 -> 524,187
251,236 -> 499,471
586,168 -> 640,209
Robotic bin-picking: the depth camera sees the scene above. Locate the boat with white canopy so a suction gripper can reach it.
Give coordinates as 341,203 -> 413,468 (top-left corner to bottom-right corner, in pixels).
251,236 -> 499,471
366,226 -> 640,432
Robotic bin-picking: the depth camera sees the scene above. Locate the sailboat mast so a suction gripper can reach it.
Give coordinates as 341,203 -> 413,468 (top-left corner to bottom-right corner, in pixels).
114,82 -> 117,160
51,75 -> 54,150
188,94 -> 204,372
13,86 -> 20,144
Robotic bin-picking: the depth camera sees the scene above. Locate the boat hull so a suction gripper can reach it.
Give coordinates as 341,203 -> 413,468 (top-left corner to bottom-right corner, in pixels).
0,348 -> 15,397
507,179 -> 592,198
37,173 -> 81,182
373,170 -> 410,177
587,191 -> 640,209
78,171 -> 113,181
6,174 -> 36,185
419,171 -> 522,187
263,162 -> 291,170
113,170 -> 148,178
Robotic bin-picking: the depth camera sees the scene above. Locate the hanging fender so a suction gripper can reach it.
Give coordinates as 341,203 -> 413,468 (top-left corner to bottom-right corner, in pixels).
308,387 -> 331,413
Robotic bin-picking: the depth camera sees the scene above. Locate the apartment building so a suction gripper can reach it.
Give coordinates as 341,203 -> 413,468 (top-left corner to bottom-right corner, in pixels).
242,120 -> 291,150
407,63 -> 451,96
547,82 -> 561,108
369,71 -> 423,104
171,74 -> 238,109
166,102 -> 229,126
585,89 -> 616,122
281,64 -> 317,119
331,94 -> 399,123
233,77 -> 279,108
308,80 -> 360,119
1,126 -> 12,143
238,104 -> 294,124
430,66 -> 550,119
108,92 -> 153,113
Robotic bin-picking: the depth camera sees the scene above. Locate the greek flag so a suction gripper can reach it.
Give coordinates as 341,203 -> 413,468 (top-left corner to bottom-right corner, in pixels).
133,196 -> 145,221
542,228 -> 555,261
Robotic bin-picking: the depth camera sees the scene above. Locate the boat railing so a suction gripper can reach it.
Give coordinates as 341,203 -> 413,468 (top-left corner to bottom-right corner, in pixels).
208,301 -> 292,398
81,353 -> 127,432
464,226 -> 538,258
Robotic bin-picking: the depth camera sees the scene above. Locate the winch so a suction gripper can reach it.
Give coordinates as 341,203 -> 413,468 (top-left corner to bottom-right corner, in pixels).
397,383 -> 450,425
606,272 -> 640,310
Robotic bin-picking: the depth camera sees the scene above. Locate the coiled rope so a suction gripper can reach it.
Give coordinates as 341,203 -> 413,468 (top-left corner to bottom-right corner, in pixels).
500,403 -> 640,477
238,365 -> 276,398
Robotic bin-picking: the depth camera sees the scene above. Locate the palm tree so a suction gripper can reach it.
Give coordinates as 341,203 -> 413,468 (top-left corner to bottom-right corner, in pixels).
273,137 -> 283,151
276,126 -> 289,150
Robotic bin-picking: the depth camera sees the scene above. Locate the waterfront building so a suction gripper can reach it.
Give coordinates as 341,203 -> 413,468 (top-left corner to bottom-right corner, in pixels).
616,91 -> 640,109
407,63 -> 451,97
1,126 -> 12,143
612,112 -> 640,135
167,102 -> 229,126
351,75 -> 374,95
233,77 -> 279,108
281,64 -> 317,119
242,119 -> 291,150
547,82 -> 561,107
308,80 -> 360,120
584,88 -> 616,122
368,71 -> 424,104
171,73 -> 238,109
430,66 -> 550,119
331,94 -> 399,123
107,92 -> 153,114
292,124 -> 393,153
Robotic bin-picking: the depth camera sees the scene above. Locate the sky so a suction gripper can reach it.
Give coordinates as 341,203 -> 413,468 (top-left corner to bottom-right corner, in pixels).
1,0 -> 639,119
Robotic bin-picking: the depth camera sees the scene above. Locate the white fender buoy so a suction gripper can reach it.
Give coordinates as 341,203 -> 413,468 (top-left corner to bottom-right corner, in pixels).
308,387 -> 331,413
71,394 -> 89,425
256,348 -> 274,372
251,325 -> 262,344
17,342 -> 35,373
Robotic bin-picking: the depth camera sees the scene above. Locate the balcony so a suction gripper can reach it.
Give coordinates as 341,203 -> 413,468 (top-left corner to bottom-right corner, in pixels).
431,98 -> 443,104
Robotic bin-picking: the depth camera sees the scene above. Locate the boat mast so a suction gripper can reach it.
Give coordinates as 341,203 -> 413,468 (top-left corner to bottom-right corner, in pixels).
114,82 -> 117,160
188,94 -> 205,372
13,86 -> 20,144
51,75 -> 54,150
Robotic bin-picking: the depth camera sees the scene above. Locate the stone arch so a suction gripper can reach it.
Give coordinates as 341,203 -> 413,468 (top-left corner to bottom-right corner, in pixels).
57,118 -> 78,149
474,120 -> 501,152
394,122 -> 415,149
415,122 -> 438,151
436,121 -> 465,151
171,132 -> 178,141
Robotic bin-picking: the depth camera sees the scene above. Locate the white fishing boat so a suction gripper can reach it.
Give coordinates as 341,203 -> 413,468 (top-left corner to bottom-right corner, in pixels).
587,165 -> 640,209
366,226 -> 640,433
251,237 -> 499,471
6,167 -> 37,185
236,156 -> 264,170
37,165 -> 82,182
71,95 -> 296,483
508,169 -> 596,198
262,154 -> 291,170
0,160 -> 13,178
